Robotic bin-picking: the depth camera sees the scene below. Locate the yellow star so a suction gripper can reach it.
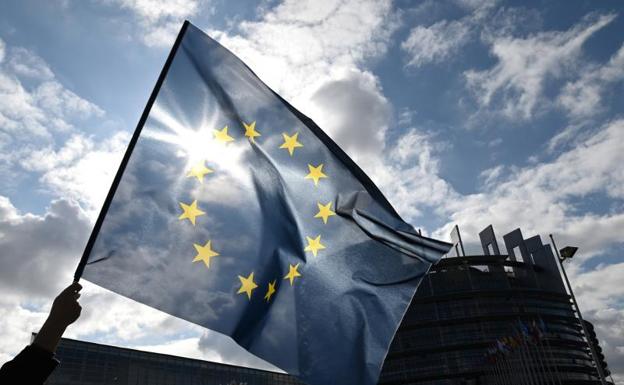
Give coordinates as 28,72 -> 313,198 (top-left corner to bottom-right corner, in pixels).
192,240 -> 219,269
243,121 -> 261,142
314,201 -> 336,224
237,272 -> 258,300
283,263 -> 301,286
178,200 -> 205,225
213,125 -> 234,143
279,132 -> 303,156
264,280 -> 277,302
305,235 -> 326,257
186,160 -> 213,183
305,164 -> 327,186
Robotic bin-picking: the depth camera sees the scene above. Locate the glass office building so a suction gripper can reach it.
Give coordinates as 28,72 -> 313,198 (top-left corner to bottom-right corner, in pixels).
43,225 -> 611,385
45,336 -> 303,385
379,225 -> 612,385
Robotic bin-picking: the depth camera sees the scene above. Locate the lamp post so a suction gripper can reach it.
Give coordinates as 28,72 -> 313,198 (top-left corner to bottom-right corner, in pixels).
549,234 -> 608,384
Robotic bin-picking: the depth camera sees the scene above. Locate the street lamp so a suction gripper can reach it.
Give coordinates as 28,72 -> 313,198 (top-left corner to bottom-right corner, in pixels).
549,235 -> 608,384
559,246 -> 578,261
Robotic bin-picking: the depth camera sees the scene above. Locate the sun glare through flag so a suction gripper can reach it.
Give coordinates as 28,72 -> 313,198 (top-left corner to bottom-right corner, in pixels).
75,21 -> 451,385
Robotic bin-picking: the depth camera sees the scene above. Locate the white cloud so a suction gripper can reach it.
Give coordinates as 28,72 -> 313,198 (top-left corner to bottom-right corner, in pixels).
558,44 -> 624,119
106,0 -> 204,47
0,39 -> 169,365
371,128 -> 458,222
546,122 -> 587,153
569,263 -> 624,381
21,131 -> 129,214
209,0 -> 397,167
478,164 -> 505,187
133,331 -> 281,373
0,38 -> 5,63
306,69 -> 391,170
0,195 -> 263,370
132,338 -> 205,358
0,196 -> 90,297
465,13 -> 616,119
402,19 -> 471,68
211,0 -> 395,102
0,196 -> 90,364
400,0 -> 497,68
7,47 -> 54,80
197,330 -> 279,371
68,284 -> 204,344
116,0 -> 199,24
0,39 -> 116,214
0,43 -> 104,145
434,119 -> 624,256
33,81 -> 104,120
454,0 -> 498,10
0,297 -> 49,364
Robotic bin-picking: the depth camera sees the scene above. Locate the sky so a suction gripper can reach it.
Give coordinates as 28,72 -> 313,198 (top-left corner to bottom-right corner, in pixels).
0,0 -> 623,381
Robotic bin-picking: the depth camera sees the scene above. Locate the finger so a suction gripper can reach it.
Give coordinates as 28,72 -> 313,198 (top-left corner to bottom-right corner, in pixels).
68,282 -> 82,292
61,282 -> 82,296
74,292 -> 81,300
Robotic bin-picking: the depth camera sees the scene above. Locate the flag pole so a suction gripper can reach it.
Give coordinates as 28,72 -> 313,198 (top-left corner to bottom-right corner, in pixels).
517,338 -> 536,385
72,21 -> 191,282
533,331 -> 555,384
541,327 -> 564,385
515,319 -> 540,383
549,234 -> 607,384
495,356 -> 504,384
532,320 -> 557,385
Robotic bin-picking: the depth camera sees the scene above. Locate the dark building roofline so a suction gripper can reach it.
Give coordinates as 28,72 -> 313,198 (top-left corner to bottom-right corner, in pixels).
31,333 -> 284,375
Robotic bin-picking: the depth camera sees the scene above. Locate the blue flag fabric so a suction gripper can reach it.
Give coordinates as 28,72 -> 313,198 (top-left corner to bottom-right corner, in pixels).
77,21 -> 451,385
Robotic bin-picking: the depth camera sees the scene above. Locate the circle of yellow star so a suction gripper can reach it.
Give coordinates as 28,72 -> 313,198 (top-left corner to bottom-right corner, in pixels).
314,201 -> 336,224
186,160 -> 213,183
178,200 -> 205,225
304,235 -> 326,257
264,280 -> 277,302
237,272 -> 258,300
243,121 -> 261,142
214,125 -> 234,143
192,240 -> 219,269
283,264 -> 301,286
279,132 -> 303,156
305,164 -> 327,186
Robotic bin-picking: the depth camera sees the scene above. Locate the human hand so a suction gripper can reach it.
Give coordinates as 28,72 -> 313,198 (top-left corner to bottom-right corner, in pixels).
48,282 -> 83,328
33,282 -> 83,353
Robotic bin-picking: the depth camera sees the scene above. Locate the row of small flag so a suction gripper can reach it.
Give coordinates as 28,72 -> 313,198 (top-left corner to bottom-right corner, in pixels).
485,319 -> 548,363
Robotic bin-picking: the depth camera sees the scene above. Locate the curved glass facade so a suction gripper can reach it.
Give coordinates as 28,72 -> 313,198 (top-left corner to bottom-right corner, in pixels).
379,227 -> 611,385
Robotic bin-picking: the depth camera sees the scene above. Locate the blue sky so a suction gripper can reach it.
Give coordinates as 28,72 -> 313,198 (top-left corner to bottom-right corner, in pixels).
1,0 -> 623,381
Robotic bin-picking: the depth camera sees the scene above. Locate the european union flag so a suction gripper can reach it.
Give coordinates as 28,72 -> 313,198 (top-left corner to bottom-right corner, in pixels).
75,21 -> 451,385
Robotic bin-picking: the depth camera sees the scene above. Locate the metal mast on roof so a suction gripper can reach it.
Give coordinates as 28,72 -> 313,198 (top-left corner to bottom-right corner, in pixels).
549,234 -> 607,385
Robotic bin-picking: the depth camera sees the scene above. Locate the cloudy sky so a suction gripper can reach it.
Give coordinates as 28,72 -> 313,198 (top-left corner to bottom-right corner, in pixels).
1,0 -> 623,380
